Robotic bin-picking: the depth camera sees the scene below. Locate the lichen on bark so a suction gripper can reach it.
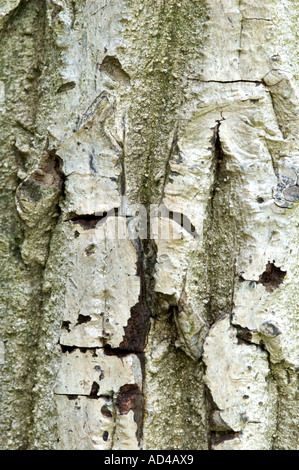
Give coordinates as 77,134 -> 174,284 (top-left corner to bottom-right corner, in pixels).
0,0 -> 298,451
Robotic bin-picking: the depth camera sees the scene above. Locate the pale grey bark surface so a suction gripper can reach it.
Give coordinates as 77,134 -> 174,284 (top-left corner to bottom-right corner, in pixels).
0,0 -> 298,450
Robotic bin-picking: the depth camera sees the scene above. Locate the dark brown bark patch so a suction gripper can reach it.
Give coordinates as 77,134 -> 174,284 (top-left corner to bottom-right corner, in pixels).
259,262 -> 286,292
116,384 -> 142,415
116,383 -> 144,444
119,301 -> 151,353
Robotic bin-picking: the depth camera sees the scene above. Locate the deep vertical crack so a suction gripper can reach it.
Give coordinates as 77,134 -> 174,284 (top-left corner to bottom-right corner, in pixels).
206,119 -> 229,324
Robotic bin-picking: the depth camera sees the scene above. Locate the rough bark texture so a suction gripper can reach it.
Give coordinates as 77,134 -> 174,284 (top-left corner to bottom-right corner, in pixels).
0,0 -> 298,450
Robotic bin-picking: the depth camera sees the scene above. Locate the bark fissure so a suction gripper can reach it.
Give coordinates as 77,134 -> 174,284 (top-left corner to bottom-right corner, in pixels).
243,17 -> 273,22
205,118 -> 235,324
68,210 -> 119,229
188,79 -> 263,85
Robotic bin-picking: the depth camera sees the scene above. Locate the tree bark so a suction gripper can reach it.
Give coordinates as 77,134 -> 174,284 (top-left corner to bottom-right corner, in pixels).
0,0 -> 298,450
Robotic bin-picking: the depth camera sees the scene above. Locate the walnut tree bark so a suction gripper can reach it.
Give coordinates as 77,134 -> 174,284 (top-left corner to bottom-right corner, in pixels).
0,0 -> 298,450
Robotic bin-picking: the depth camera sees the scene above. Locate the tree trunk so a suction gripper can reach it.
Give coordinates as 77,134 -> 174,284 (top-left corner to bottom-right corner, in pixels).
0,0 -> 298,450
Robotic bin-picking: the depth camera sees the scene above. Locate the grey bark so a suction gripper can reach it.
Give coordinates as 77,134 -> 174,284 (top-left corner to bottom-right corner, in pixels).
0,0 -> 298,450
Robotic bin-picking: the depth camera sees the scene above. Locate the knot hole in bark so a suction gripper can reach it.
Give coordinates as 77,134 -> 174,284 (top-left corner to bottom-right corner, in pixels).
99,56 -> 131,86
